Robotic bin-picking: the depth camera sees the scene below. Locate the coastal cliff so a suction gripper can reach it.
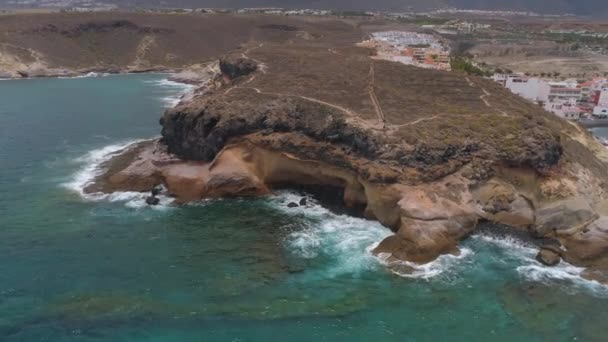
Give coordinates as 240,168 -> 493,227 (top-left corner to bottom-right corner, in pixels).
86,41 -> 608,282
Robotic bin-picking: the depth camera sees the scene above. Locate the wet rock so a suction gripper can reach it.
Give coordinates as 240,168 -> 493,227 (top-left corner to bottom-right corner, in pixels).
151,185 -> 163,197
299,197 -> 307,206
146,196 -> 160,206
536,247 -> 561,266
287,202 -> 299,208
581,268 -> 608,284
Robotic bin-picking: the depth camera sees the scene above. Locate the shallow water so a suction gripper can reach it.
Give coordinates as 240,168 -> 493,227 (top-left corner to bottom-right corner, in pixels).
1,74 -> 607,341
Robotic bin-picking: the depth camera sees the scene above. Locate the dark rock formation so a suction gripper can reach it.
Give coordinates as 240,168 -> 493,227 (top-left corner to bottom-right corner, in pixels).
287,202 -> 299,208
146,196 -> 160,206
219,57 -> 258,80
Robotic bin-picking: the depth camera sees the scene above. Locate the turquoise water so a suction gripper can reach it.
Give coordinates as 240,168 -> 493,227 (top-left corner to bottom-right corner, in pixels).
1,74 -> 608,341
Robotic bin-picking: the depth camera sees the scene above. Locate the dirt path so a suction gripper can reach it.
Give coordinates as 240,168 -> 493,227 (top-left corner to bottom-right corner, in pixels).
391,115 -> 440,129
244,86 -> 359,116
241,43 -> 267,74
131,35 -> 156,68
466,76 -> 509,117
368,62 -> 386,129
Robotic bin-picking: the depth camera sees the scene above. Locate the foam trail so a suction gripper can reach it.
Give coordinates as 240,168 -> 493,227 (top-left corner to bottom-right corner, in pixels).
269,191 -> 479,279
146,78 -> 195,108
63,139 -> 173,209
473,234 -> 608,296
377,248 -> 474,280
269,191 -> 392,276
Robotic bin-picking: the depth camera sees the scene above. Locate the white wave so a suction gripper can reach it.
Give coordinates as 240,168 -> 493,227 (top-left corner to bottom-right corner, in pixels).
161,95 -> 184,108
472,234 -> 608,296
57,72 -> 109,79
269,191 -> 392,276
146,78 -> 195,89
146,78 -> 194,108
377,248 -> 474,280
63,139 -> 173,210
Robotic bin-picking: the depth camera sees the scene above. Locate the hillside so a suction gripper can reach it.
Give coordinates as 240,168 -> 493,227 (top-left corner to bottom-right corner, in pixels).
1,0 -> 607,17
0,12 -> 360,77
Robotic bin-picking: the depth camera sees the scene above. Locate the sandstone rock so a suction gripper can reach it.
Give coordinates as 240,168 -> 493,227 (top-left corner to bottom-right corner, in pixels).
562,216 -> 608,267
536,248 -> 561,266
473,179 -> 535,229
534,198 -> 597,237
492,195 -> 535,229
374,176 -> 478,264
581,268 -> 608,284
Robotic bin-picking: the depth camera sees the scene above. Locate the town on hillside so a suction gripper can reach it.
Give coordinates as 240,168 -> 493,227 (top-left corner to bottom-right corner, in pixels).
494,74 -> 608,120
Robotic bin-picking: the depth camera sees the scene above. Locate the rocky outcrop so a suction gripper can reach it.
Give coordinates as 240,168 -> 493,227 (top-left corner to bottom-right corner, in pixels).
90,50 -> 608,282
536,246 -> 562,266
219,57 -> 257,80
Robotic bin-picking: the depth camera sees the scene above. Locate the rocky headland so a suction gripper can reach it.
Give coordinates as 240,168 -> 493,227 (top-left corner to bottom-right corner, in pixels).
88,44 -> 608,283
6,12 -> 608,282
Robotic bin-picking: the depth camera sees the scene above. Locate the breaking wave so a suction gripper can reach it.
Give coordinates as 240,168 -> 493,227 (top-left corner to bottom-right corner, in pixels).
145,78 -> 195,108
472,234 -> 608,296
269,191 -> 472,280
269,191 -> 392,277
58,72 -> 110,79
63,139 -> 172,210
377,248 -> 474,280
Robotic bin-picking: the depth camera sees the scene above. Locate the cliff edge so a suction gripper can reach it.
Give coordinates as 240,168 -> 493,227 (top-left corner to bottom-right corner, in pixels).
61,17 -> 608,282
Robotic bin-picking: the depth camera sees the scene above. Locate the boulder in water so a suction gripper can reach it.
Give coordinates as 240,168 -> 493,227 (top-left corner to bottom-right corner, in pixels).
146,196 -> 160,206
299,197 -> 307,206
151,185 -> 163,197
536,247 -> 561,266
287,202 -> 299,208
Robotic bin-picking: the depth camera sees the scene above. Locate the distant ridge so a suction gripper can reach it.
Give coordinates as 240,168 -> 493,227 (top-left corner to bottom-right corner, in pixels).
0,0 -> 606,17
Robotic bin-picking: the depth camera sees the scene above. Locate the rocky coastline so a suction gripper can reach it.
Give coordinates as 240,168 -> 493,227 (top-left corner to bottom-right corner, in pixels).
83,52 -> 608,283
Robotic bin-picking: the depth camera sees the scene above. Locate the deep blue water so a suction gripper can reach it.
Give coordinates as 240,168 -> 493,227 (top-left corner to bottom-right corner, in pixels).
1,74 -> 608,341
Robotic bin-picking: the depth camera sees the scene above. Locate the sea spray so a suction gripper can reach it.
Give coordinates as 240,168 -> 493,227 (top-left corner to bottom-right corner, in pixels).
472,234 -> 608,297
269,191 -> 392,277
376,248 -> 474,280
63,139 -> 173,209
145,78 -> 195,108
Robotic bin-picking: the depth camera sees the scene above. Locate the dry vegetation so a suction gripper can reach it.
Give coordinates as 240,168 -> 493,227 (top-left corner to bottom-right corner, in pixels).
0,11 -> 584,182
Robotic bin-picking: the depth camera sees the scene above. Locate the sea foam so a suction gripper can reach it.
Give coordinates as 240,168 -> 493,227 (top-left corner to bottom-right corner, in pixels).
269,191 -> 475,279
376,248 -> 474,280
63,139 -> 173,210
472,234 -> 608,296
269,191 -> 393,277
145,78 -> 195,108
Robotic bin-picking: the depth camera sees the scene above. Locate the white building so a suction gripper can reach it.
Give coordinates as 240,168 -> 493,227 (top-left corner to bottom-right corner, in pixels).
593,89 -> 608,116
545,99 -> 582,120
504,76 -> 550,103
548,80 -> 582,102
598,89 -> 608,107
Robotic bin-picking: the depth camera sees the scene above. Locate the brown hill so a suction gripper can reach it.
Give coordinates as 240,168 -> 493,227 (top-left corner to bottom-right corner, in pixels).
0,12 -> 360,77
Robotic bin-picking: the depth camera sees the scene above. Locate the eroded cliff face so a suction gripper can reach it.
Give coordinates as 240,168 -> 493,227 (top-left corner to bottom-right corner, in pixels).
90,49 -> 608,282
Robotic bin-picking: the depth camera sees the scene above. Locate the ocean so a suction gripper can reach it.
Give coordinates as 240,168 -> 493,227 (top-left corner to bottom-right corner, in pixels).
1,74 -> 607,341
